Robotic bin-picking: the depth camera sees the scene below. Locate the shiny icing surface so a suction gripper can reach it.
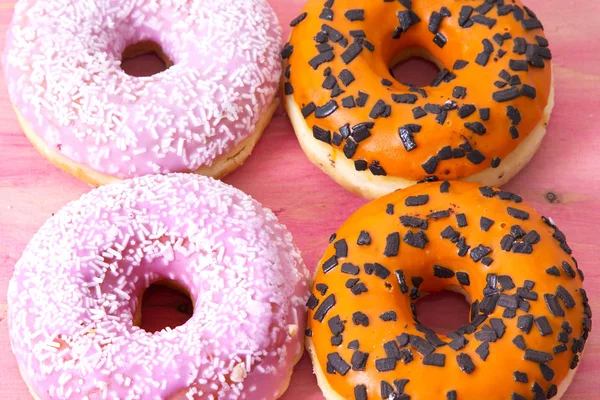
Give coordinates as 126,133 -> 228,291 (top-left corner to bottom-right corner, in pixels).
307,181 -> 590,399
8,174 -> 309,399
3,0 -> 282,178
284,0 -> 552,181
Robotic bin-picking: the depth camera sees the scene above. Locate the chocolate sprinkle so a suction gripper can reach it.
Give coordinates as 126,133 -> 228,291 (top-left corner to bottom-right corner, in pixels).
357,230 -> 371,246
345,9 -> 364,21
351,351 -> 369,371
338,69 -> 355,86
301,102 -> 316,118
453,60 -> 469,70
440,180 -> 451,193
544,294 -> 565,317
313,126 -> 331,143
316,283 -> 328,295
514,371 -> 529,383
354,385 -> 367,400
535,316 -> 553,336
322,255 -> 338,273
480,217 -> 495,232
434,265 -> 455,278
314,294 -> 336,322
423,353 -> 446,367
399,127 -> 417,151
476,342 -> 490,361
283,81 -> 294,95
404,230 -> 429,249
493,87 -> 521,102
306,294 -> 319,310
334,239 -> 348,258
457,353 -> 476,374
467,149 -> 486,164
290,12 -> 307,27
327,352 -> 350,375
457,272 -> 471,286
380,311 -> 397,322
352,311 -> 369,326
513,335 -> 526,350
524,349 -> 553,364
393,94 -> 419,104
507,207 -> 530,220
384,232 -> 400,256
341,262 -> 360,275
410,335 -> 435,356
405,195 -> 429,206
556,285 -> 576,308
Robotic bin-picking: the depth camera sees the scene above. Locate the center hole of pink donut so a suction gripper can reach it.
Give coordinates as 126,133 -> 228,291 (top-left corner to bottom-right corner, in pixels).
390,56 -> 441,88
413,289 -> 470,334
137,280 -> 193,333
121,41 -> 173,77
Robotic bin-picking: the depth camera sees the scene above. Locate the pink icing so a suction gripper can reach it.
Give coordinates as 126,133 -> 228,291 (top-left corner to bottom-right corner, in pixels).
8,174 -> 309,399
3,0 -> 282,178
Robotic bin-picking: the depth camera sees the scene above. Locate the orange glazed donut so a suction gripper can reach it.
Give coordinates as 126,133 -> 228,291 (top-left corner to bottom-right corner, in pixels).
305,181 -> 591,400
282,0 -> 554,199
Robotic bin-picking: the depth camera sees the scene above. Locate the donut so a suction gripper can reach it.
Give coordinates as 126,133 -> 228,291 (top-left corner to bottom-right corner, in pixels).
4,0 -> 282,186
282,0 -> 554,199
306,181 -> 590,399
7,174 -> 309,399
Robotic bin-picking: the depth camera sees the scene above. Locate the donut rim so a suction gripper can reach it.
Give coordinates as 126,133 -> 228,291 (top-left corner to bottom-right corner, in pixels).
305,336 -> 580,400
285,72 -> 554,199
13,97 -> 279,187
304,263 -> 581,400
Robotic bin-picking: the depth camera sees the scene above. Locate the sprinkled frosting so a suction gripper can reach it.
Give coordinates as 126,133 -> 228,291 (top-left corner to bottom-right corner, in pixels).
283,0 -> 552,181
307,181 -> 590,400
8,174 -> 309,399
4,0 -> 282,177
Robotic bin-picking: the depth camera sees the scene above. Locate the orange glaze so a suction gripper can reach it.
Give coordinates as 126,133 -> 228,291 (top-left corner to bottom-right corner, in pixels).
283,0 -> 552,181
306,181 -> 590,399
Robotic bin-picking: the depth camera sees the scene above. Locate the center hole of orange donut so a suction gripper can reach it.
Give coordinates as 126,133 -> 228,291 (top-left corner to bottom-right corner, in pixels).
121,41 -> 173,77
137,280 -> 193,333
414,290 -> 471,334
390,55 -> 441,87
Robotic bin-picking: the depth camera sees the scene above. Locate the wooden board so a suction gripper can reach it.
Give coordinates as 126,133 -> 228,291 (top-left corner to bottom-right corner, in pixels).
0,0 -> 598,398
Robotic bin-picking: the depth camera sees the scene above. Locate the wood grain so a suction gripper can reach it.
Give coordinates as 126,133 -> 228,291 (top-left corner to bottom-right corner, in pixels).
0,0 -> 599,398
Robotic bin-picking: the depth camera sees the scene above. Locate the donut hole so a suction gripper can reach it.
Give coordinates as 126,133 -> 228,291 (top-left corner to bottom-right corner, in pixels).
389,47 -> 443,88
136,280 -> 194,333
414,288 -> 471,335
121,41 -> 174,77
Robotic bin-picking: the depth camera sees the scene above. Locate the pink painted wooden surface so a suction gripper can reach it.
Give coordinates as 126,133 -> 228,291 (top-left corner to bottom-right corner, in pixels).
0,0 -> 599,398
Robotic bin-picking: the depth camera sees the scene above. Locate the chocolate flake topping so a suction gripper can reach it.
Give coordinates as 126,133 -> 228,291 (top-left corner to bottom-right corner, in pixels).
524,349 -> 553,364
384,232 -> 400,256
457,353 -> 476,374
357,230 -> 371,246
405,195 -> 429,206
423,353 -> 446,367
352,311 -> 369,326
327,352 -> 351,375
351,351 -> 369,371
314,294 -> 336,322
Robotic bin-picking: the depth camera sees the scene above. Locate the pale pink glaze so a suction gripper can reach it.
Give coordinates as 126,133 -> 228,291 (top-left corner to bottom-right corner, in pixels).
8,174 -> 309,399
3,0 -> 282,178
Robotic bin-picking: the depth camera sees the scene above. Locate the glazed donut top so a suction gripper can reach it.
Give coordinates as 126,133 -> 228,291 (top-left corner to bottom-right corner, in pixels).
306,181 -> 590,400
4,0 -> 281,178
8,174 -> 309,399
283,0 -> 552,181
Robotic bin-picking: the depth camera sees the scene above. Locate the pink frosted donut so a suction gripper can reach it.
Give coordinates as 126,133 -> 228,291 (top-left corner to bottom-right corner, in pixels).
3,0 -> 282,185
8,174 -> 309,399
